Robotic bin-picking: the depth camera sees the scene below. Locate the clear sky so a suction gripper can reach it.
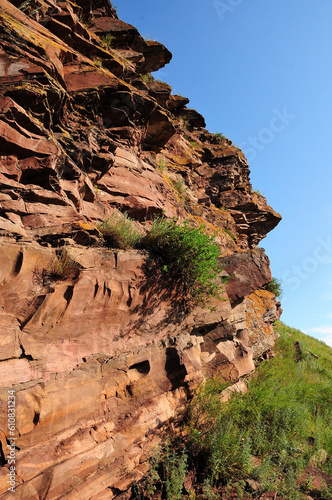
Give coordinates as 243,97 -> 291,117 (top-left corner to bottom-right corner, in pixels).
117,0 -> 332,347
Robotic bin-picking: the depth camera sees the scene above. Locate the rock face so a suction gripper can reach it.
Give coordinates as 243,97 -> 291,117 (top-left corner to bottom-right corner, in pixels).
0,1 -> 281,498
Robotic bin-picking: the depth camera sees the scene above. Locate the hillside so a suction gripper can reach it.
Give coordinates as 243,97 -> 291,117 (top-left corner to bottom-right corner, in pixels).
131,322 -> 332,499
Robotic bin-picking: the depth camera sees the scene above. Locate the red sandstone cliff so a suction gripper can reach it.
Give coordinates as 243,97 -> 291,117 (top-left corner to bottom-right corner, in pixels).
0,1 -> 281,498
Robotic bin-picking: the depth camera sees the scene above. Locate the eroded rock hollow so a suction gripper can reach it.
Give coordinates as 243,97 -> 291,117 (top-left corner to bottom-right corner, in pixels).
0,1 -> 281,498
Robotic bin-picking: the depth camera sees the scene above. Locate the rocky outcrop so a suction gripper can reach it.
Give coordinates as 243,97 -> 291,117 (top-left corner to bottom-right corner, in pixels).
0,1 -> 281,498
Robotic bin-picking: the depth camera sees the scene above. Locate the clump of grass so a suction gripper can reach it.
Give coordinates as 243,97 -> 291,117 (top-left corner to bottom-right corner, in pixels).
101,33 -> 115,48
179,117 -> 190,130
174,178 -> 185,196
93,57 -> 102,68
140,73 -> 152,83
45,248 -> 80,281
214,132 -> 226,142
263,277 -> 283,298
156,155 -> 166,172
141,217 -> 228,304
98,212 -> 143,250
97,214 -> 230,306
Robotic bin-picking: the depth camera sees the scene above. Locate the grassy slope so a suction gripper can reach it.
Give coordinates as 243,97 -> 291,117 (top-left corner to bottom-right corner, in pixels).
135,322 -> 332,499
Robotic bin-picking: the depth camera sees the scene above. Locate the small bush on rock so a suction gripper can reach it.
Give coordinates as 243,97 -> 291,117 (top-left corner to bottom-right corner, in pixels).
141,442 -> 188,500
98,212 -> 143,250
101,33 -> 115,48
214,132 -> 226,142
45,248 -> 80,281
141,217 -> 228,304
97,214 -> 228,305
263,277 -> 283,298
140,73 -> 152,83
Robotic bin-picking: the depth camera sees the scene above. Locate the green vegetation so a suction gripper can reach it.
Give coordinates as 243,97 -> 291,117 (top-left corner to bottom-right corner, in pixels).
156,154 -> 166,172
174,178 -> 185,196
134,442 -> 189,500
223,227 -> 236,241
155,78 -> 167,85
140,73 -> 152,83
45,248 -> 80,281
133,322 -> 332,499
93,57 -> 102,68
253,188 -> 264,196
97,213 -> 227,304
97,212 -> 143,250
141,217 -> 228,303
263,276 -> 283,298
162,442 -> 188,500
180,117 -> 190,130
214,132 -> 226,141
101,33 -> 115,49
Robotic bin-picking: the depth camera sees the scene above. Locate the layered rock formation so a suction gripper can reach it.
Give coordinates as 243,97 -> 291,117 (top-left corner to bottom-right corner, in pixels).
0,1 -> 281,498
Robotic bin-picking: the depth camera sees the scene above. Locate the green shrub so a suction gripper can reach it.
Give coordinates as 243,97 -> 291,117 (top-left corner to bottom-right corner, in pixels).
141,217 -> 228,304
98,212 -> 143,250
145,447 -> 162,498
263,277 -> 283,297
162,443 -> 188,500
137,442 -> 188,500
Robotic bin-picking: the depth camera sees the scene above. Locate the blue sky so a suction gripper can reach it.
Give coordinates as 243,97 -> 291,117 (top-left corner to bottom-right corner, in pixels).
117,0 -> 332,346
